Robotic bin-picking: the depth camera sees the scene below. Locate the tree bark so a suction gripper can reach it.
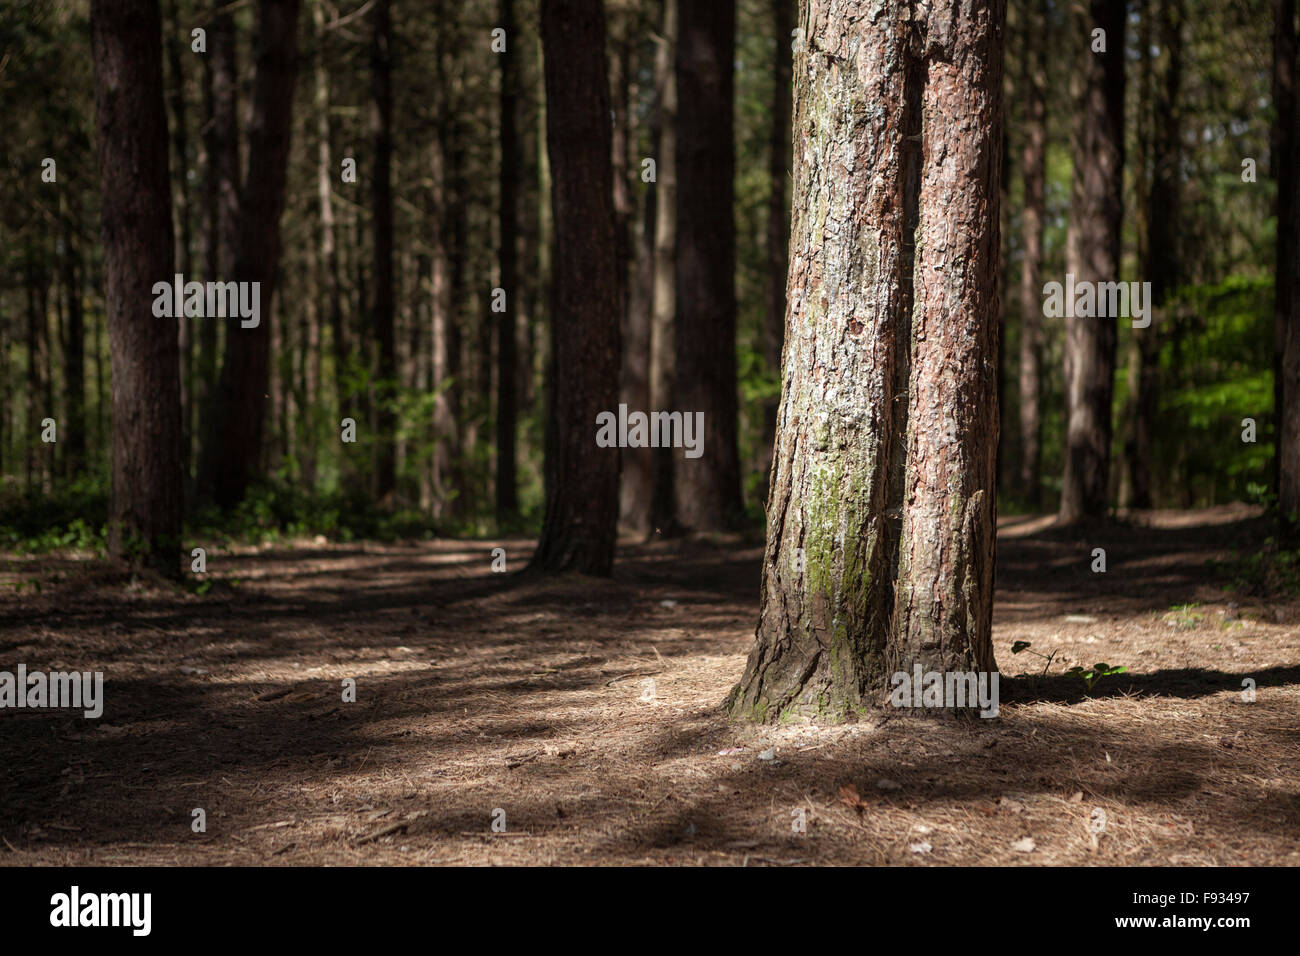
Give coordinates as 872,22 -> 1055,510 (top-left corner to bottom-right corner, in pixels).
1060,0 -> 1125,524
673,0 -> 742,531
199,0 -> 302,509
729,0 -> 1004,723
1017,0 -> 1046,509
530,0 -> 621,575
91,0 -> 183,576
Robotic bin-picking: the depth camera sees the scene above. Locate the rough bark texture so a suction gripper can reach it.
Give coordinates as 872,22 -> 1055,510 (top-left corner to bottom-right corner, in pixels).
1060,0 -> 1125,523
729,0 -> 1004,722
199,0 -> 301,509
91,0 -> 183,576
1017,0 -> 1046,508
530,0 -> 621,575
673,0 -> 742,531
1276,0 -> 1300,530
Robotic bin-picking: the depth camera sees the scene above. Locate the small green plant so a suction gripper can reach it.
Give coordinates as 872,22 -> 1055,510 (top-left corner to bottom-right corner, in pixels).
1065,662 -> 1129,692
1164,602 -> 1205,629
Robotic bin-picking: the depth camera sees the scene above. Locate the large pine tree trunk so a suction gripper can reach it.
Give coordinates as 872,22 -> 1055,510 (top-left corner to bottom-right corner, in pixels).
531,0 -> 621,575
1017,0 -> 1046,510
1060,0 -> 1125,524
199,0 -> 301,509
729,0 -> 1004,723
91,0 -> 183,577
673,0 -> 742,531
1277,0 -> 1300,528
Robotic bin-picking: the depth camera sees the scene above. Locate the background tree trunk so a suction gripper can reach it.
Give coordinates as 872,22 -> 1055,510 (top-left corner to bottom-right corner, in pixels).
1018,0 -> 1046,509
371,0 -> 396,501
729,0 -> 1004,722
497,0 -> 520,524
530,0 -> 621,575
1060,0 -> 1125,524
673,0 -> 741,531
199,0 -> 302,509
91,0 -> 183,576
1276,0 -> 1300,529
648,0 -> 680,538
758,0 -> 794,510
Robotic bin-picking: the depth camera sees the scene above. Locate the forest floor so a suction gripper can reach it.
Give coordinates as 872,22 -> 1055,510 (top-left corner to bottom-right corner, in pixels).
0,503 -> 1297,866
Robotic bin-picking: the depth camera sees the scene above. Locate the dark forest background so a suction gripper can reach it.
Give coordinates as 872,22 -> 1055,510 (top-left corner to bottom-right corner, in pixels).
0,0 -> 1287,554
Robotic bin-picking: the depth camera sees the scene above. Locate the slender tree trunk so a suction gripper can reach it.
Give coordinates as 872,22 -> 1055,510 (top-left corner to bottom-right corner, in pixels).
91,0 -> 183,576
620,158 -> 656,534
648,0 -> 679,537
1018,0 -> 1046,509
1131,0 -> 1182,510
531,0 -> 621,575
729,0 -> 1004,723
61,209 -> 87,476
1060,0 -> 1125,524
164,0 -> 194,481
1277,0 -> 1300,529
758,0 -> 794,509
199,0 -> 302,509
673,0 -> 741,531
497,0 -> 520,523
371,0 -> 397,501
24,258 -> 47,493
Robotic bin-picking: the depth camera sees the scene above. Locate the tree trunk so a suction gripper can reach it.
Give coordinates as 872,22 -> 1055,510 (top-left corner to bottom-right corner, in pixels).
1017,0 -> 1046,509
164,0 -> 194,481
61,209 -> 87,476
729,0 -> 1004,723
673,0 -> 741,531
1132,0 -> 1182,510
91,0 -> 183,576
648,0 -> 680,537
497,0 -> 520,523
758,0 -> 794,510
1277,0 -> 1300,529
199,0 -> 302,509
531,0 -> 621,575
198,0 -> 239,481
1060,0 -> 1125,524
371,0 -> 397,501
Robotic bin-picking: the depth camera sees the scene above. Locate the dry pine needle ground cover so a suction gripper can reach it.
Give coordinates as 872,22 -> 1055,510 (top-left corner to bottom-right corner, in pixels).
0,504 -> 1297,866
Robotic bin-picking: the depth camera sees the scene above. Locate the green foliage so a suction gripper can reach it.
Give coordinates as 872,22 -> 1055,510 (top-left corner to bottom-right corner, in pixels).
1065,662 -> 1129,692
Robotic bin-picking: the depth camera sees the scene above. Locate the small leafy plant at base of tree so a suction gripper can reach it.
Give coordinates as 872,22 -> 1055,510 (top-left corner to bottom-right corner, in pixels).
1064,662 -> 1129,693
